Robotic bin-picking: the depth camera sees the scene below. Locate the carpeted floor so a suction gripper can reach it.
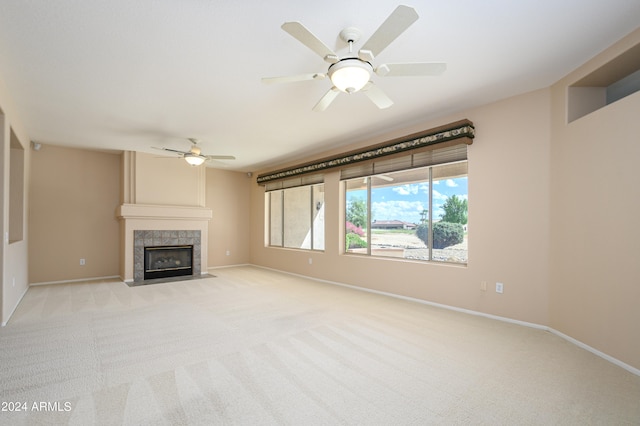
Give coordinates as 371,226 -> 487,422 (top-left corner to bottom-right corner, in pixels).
1,266 -> 639,425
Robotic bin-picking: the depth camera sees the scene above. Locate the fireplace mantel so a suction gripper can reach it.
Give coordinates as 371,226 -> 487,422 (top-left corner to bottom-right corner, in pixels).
117,204 -> 212,220
117,204 -> 212,282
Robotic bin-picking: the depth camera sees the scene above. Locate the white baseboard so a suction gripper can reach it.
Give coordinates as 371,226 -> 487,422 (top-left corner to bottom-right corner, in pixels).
254,264 -> 640,377
547,328 -> 640,377
2,286 -> 29,326
30,275 -> 121,286
208,263 -> 251,271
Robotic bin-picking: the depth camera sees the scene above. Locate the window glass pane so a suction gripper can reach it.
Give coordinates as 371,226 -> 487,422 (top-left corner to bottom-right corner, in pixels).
312,185 -> 325,250
267,184 -> 325,251
269,191 -> 283,246
370,169 -> 429,260
431,162 -> 468,263
284,186 -> 312,249
345,178 -> 368,254
343,160 -> 468,264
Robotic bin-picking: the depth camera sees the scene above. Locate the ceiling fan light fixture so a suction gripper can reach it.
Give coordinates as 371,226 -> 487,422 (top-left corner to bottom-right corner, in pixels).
328,58 -> 372,93
184,154 -> 205,166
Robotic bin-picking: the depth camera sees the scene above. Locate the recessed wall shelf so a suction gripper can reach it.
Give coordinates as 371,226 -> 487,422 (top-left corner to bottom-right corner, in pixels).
568,42 -> 640,123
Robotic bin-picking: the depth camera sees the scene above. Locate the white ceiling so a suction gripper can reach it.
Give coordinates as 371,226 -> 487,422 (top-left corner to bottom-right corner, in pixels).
0,1 -> 638,172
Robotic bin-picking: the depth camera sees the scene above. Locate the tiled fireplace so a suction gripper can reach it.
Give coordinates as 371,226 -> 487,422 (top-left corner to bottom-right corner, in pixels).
134,230 -> 201,281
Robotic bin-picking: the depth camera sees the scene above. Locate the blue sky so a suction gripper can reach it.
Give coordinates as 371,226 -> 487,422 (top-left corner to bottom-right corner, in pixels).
347,177 -> 468,224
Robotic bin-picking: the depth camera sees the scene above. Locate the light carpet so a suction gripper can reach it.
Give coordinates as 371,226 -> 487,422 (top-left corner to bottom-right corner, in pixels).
1,266 -> 639,425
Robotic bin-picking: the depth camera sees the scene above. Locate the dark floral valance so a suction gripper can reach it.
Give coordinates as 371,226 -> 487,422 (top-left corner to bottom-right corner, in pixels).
257,119 -> 475,185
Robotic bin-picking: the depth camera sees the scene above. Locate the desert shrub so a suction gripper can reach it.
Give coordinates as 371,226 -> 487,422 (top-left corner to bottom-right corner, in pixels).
416,223 -> 428,245
433,222 -> 464,249
415,222 -> 464,249
346,233 -> 367,250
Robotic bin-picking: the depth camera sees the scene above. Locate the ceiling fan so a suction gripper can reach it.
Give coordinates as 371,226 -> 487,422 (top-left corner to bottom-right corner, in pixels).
152,138 -> 235,166
262,5 -> 446,112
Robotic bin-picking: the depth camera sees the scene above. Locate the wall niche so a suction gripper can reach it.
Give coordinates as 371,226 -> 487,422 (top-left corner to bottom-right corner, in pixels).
568,42 -> 640,123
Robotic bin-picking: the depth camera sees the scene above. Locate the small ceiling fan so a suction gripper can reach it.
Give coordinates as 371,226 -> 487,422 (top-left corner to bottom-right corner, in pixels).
152,138 -> 235,166
262,5 -> 446,112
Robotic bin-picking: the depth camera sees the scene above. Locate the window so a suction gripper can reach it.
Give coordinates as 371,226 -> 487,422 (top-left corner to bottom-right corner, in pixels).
267,183 -> 325,251
257,121 -> 473,259
344,146 -> 468,264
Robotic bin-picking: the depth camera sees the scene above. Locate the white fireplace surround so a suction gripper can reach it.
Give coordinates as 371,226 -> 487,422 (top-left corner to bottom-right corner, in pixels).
117,204 -> 211,282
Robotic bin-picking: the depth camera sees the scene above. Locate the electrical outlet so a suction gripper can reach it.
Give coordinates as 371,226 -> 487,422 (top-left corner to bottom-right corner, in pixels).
496,282 -> 504,293
226,250 -> 230,256
80,258 -> 86,266
480,281 -> 487,291
308,258 -> 313,265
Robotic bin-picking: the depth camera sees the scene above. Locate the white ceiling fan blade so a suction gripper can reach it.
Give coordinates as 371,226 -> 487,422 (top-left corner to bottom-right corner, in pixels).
376,62 -> 446,77
205,155 -> 236,160
361,82 -> 393,109
152,146 -> 188,155
261,73 -> 326,85
358,5 -> 419,61
281,22 -> 339,63
313,87 -> 340,112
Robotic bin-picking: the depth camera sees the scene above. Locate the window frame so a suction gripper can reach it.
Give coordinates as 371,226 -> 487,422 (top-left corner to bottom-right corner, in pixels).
344,160 -> 468,265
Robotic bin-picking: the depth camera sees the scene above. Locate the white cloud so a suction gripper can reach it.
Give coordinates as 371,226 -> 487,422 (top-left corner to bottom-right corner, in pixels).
372,200 -> 425,223
432,189 -> 448,202
446,179 -> 458,187
392,184 -> 419,195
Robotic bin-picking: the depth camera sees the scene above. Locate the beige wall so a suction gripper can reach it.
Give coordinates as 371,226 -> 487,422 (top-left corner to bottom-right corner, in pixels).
29,145 -> 121,284
549,28 -> 640,370
206,168 -> 251,267
129,152 -> 206,207
251,88 -> 552,327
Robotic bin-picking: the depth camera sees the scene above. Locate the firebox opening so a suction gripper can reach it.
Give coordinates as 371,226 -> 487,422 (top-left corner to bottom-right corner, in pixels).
144,245 -> 193,280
